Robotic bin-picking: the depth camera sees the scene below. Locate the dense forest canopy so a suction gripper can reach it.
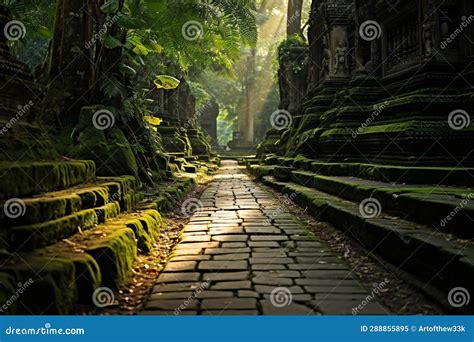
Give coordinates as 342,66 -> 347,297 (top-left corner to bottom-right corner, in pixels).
2,0 -> 310,145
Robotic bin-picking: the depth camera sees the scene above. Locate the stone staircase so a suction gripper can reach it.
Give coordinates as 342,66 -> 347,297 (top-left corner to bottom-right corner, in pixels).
247,155 -> 474,313
0,159 -> 197,314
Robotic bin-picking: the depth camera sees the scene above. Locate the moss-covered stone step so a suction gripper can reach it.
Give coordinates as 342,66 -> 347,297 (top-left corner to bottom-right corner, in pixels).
1,175 -> 138,227
248,165 -> 275,179
261,176 -> 474,312
96,209 -> 163,255
1,182 -> 140,253
9,208 -> 99,251
138,177 -> 197,213
0,160 -> 96,199
0,209 -> 163,314
183,165 -> 197,173
0,253 -> 98,314
259,154 -> 474,186
288,170 -> 474,238
308,161 -> 474,186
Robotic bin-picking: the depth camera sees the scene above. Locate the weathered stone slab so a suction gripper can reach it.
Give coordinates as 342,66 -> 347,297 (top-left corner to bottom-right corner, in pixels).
181,235 -> 211,242
304,285 -> 368,294
205,247 -> 251,255
249,258 -> 294,264
152,282 -> 206,293
252,252 -> 288,258
252,277 -> 293,286
251,264 -> 287,271
157,272 -> 201,283
176,242 -> 220,249
250,235 -> 288,241
248,241 -> 280,248
195,291 -> 234,299
238,290 -> 260,298
164,261 -> 197,272
212,235 -> 248,242
204,271 -> 249,282
253,270 -> 301,278
214,253 -> 251,261
172,255 -> 212,261
211,280 -> 252,290
222,242 -> 248,248
173,248 -> 203,256
209,228 -> 244,235
148,292 -> 193,300
254,285 -> 304,294
198,260 -> 248,271
245,227 -> 281,234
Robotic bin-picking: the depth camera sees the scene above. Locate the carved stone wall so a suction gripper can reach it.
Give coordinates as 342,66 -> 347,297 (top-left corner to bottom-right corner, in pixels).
271,0 -> 474,166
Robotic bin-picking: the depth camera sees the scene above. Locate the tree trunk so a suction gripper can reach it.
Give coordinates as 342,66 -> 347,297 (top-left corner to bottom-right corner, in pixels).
240,48 -> 256,143
45,0 -> 91,125
287,0 -> 304,37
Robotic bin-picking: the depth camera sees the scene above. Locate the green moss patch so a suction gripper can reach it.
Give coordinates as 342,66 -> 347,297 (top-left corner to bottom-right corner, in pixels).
0,160 -> 95,199
84,227 -> 137,289
10,209 -> 98,251
1,257 -> 78,314
248,165 -> 275,179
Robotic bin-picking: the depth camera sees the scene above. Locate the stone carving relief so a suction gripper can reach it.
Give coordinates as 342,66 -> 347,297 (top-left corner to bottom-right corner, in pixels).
334,39 -> 349,76
321,36 -> 332,77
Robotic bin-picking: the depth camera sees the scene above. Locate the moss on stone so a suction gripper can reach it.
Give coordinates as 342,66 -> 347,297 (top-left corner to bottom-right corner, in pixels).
274,166 -> 295,181
0,160 -> 95,200
84,227 -> 137,289
51,253 -> 101,306
10,209 -> 98,251
249,165 -> 275,179
1,256 -> 78,314
73,108 -> 139,179
307,161 -> 474,186
94,202 -> 121,223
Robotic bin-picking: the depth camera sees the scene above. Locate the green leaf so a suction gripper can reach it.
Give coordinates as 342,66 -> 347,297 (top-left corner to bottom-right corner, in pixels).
101,0 -> 119,14
30,25 -> 53,39
143,0 -> 167,13
144,116 -> 162,126
126,34 -> 142,46
144,41 -> 163,53
119,63 -> 136,76
132,43 -> 149,55
153,75 -> 180,90
115,15 -> 145,29
103,35 -> 122,49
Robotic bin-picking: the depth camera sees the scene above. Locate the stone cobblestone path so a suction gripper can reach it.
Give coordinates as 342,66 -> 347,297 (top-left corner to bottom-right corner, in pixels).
141,161 -> 389,315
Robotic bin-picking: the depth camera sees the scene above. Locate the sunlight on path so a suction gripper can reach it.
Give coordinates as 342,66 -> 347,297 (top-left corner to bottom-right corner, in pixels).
141,161 -> 389,315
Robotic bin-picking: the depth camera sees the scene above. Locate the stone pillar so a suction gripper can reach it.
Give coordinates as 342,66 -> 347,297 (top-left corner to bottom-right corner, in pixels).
200,99 -> 219,147
278,46 -> 309,114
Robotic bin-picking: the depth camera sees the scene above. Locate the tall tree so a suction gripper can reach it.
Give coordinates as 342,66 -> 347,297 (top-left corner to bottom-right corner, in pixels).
287,0 -> 304,37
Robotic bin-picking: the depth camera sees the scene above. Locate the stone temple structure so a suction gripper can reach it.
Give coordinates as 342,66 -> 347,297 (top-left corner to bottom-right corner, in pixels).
263,0 -> 474,166
154,79 -> 211,160
251,0 -> 474,313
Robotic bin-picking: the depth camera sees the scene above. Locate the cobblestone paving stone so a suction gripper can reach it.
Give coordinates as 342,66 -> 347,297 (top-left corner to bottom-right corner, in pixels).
141,161 -> 389,315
